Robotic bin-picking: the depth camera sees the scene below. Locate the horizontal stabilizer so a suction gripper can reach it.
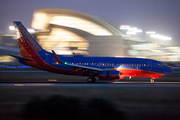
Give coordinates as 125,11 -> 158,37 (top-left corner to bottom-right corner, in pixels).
9,54 -> 34,61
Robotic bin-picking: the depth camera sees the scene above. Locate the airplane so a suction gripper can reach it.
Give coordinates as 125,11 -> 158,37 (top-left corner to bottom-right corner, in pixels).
11,21 -> 173,83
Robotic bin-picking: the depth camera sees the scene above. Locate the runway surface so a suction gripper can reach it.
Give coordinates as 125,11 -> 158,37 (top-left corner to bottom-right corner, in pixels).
1,70 -> 180,120
1,81 -> 180,87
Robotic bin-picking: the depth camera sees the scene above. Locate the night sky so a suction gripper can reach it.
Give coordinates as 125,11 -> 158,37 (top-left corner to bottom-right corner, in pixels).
1,0 -> 180,45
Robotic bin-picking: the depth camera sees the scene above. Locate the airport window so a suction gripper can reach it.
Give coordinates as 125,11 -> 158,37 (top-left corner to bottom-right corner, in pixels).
79,63 -> 81,65
107,63 -> 109,65
144,64 -> 146,66
102,63 -> 104,66
112,63 -> 114,66
87,63 -> 88,65
94,63 -> 96,65
110,64 -> 111,66
84,63 -> 86,65
72,63 -> 74,64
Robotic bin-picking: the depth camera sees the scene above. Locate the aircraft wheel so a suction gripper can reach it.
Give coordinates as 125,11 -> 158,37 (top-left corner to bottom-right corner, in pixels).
150,79 -> 154,83
87,77 -> 96,83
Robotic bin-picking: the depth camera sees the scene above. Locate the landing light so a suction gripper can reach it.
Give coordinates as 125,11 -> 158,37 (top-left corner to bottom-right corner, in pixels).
64,62 -> 67,65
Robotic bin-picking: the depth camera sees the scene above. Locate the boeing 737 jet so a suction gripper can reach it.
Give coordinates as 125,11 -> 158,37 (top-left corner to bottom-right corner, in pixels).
11,21 -> 172,83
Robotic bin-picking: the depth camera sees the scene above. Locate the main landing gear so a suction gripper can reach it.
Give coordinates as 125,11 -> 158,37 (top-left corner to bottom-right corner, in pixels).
150,78 -> 154,83
87,76 -> 96,83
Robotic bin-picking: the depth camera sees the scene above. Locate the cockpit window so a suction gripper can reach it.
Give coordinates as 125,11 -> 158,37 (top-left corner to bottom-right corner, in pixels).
157,63 -> 166,66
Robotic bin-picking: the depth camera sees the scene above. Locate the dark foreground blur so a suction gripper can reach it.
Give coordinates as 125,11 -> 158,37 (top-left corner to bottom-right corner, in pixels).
22,95 -> 124,120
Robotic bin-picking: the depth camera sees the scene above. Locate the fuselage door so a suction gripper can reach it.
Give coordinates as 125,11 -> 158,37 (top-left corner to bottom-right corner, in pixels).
147,61 -> 152,70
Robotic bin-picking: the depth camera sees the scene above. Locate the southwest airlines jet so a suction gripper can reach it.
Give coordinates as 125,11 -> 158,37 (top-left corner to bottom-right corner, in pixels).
12,21 -> 172,83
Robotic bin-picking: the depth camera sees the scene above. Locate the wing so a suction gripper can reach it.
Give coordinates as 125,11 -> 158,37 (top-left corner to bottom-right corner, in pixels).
52,50 -> 103,72
9,54 -> 34,61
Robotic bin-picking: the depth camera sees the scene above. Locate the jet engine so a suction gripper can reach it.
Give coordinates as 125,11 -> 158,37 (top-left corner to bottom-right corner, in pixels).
99,70 -> 120,80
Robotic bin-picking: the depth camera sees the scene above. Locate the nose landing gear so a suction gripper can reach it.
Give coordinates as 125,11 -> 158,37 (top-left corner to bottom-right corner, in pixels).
150,78 -> 154,83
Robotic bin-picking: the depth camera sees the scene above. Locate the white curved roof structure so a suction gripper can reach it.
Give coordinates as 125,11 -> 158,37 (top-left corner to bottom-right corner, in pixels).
32,9 -> 125,36
31,9 -> 128,56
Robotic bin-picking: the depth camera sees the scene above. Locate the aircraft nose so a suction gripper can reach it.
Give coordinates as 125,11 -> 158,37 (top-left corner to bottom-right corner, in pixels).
166,66 -> 173,74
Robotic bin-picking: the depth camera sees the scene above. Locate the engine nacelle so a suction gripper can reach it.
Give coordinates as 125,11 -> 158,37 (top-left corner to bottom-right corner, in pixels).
99,70 -> 120,80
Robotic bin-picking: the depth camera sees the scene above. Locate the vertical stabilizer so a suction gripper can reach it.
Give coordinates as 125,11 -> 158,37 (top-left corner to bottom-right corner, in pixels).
13,21 -> 45,58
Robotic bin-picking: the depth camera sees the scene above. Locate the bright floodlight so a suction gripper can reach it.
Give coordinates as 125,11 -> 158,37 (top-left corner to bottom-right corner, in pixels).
9,26 -> 15,30
150,34 -> 172,40
120,25 -> 130,29
120,25 -> 142,34
146,31 -> 156,34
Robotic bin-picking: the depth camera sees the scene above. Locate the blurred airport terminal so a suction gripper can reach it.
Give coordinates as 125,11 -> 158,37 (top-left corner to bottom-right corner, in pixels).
1,9 -> 180,69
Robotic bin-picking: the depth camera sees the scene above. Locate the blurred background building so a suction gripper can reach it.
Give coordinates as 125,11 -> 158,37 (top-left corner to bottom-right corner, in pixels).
0,9 -> 180,68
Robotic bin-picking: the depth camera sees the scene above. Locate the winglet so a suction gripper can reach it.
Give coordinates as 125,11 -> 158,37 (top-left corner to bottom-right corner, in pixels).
52,50 -> 64,64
